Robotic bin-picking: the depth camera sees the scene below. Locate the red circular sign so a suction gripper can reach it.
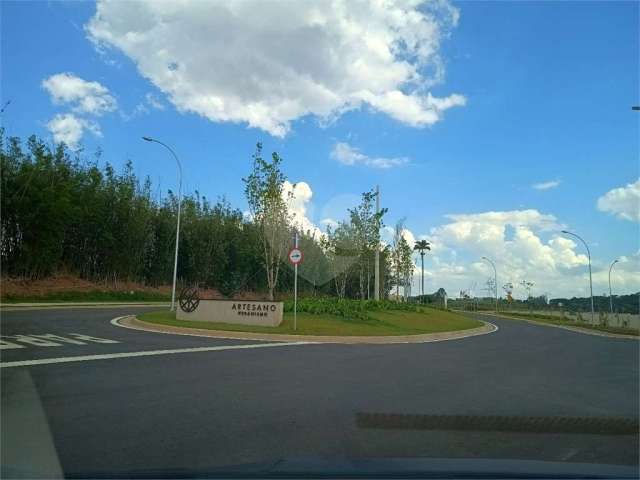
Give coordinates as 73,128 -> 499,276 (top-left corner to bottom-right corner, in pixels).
288,247 -> 303,265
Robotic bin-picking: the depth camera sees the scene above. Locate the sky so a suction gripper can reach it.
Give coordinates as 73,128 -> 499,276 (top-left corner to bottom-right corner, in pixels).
2,0 -> 639,300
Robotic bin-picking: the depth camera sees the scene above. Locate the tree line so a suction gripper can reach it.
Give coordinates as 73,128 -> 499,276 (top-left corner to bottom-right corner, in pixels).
1,132 -> 416,300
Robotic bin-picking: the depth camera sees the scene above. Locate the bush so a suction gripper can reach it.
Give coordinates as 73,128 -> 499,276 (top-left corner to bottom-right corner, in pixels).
283,298 -> 417,321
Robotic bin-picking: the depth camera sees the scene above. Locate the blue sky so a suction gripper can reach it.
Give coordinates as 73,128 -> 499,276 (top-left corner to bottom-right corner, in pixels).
2,0 -> 638,298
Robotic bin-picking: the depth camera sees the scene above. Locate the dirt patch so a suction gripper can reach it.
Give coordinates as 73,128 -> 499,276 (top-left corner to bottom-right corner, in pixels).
0,274 -> 271,301
0,274 -> 170,297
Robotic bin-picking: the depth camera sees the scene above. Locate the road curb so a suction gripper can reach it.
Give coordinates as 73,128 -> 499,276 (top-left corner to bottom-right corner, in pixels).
114,315 -> 498,344
472,311 -> 639,340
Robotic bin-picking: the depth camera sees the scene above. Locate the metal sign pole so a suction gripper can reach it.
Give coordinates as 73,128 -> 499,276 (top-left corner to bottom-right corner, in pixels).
294,231 -> 298,331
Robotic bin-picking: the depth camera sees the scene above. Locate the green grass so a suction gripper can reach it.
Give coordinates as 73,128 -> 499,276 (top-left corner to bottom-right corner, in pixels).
497,311 -> 639,336
1,290 -> 171,303
138,306 -> 482,336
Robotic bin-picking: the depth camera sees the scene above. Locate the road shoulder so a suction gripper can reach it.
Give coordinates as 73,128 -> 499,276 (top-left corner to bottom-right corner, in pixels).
472,311 -> 639,340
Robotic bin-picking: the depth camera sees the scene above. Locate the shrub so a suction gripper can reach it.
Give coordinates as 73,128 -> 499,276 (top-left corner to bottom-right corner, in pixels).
283,298 -> 417,321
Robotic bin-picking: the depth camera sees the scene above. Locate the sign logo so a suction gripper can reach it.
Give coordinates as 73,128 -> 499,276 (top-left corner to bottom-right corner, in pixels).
179,286 -> 200,313
288,247 -> 303,265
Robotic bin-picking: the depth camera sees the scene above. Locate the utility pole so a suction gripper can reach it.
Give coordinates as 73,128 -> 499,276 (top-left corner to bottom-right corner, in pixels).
374,184 -> 380,301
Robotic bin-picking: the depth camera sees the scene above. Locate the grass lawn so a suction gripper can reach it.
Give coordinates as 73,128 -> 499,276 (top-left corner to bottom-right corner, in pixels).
137,307 -> 482,336
496,311 -> 639,336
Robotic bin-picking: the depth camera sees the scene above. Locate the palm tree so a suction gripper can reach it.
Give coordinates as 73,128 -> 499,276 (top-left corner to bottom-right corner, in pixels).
414,240 -> 431,300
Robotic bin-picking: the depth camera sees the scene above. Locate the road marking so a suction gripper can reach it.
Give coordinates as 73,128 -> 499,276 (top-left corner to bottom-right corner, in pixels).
0,338 -> 25,349
3,335 -> 62,347
0,333 -> 120,349
0,341 -> 313,368
31,334 -> 87,345
66,333 -> 119,344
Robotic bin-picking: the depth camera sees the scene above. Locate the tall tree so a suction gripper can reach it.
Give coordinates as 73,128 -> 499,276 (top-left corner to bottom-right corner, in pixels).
413,239 -> 431,299
348,189 -> 386,300
321,221 -> 357,299
243,143 -> 291,301
399,235 -> 414,300
390,220 -> 415,300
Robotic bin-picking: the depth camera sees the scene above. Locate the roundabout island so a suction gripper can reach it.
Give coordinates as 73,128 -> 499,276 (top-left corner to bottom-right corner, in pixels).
124,301 -> 497,344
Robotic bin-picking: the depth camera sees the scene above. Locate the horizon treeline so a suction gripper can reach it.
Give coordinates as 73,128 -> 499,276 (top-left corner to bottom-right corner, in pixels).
0,131 -> 402,299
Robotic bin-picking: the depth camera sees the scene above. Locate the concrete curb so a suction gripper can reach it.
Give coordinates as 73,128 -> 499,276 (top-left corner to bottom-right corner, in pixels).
116,315 -> 498,344
473,311 -> 639,340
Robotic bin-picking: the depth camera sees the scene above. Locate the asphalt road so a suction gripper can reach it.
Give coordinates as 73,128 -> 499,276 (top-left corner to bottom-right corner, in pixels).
1,307 -> 638,477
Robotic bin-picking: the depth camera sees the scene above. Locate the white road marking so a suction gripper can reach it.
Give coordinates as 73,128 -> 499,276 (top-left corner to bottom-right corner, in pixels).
0,338 -> 25,350
5,335 -> 62,347
67,333 -> 119,344
0,333 -> 120,348
0,341 -> 313,368
34,334 -> 87,345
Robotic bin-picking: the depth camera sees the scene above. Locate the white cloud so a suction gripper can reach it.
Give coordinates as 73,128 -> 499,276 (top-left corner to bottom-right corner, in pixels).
86,0 -> 465,137
145,92 -> 165,110
592,252 -> 640,296
597,179 -> 640,222
123,92 -> 167,120
331,142 -> 409,169
46,113 -> 101,149
362,90 -> 466,127
401,209 -> 631,298
532,179 -> 561,190
408,211 -> 639,298
282,180 -> 323,238
320,218 -> 339,230
401,228 -> 416,247
42,73 -> 117,116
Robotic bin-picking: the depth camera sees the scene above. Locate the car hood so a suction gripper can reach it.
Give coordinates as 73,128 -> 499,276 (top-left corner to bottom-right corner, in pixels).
57,456 -> 639,479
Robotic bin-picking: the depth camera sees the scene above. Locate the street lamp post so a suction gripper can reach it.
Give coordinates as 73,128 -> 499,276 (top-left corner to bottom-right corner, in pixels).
609,259 -> 619,314
481,256 -> 498,312
142,136 -> 183,311
561,230 -> 594,323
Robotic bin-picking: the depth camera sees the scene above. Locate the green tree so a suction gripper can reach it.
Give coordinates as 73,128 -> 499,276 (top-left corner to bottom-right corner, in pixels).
413,239 -> 431,298
348,189 -> 387,299
242,143 -> 291,300
391,219 -> 414,300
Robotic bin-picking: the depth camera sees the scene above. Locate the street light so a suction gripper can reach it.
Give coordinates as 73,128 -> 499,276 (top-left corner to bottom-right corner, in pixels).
609,259 -> 619,314
481,256 -> 498,312
142,136 -> 183,311
561,230 -> 594,323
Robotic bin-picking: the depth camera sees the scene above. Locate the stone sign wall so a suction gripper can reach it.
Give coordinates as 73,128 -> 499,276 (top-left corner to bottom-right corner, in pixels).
177,299 -> 283,327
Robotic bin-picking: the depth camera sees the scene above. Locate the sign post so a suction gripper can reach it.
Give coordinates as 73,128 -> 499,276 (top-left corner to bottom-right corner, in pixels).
288,234 -> 303,331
